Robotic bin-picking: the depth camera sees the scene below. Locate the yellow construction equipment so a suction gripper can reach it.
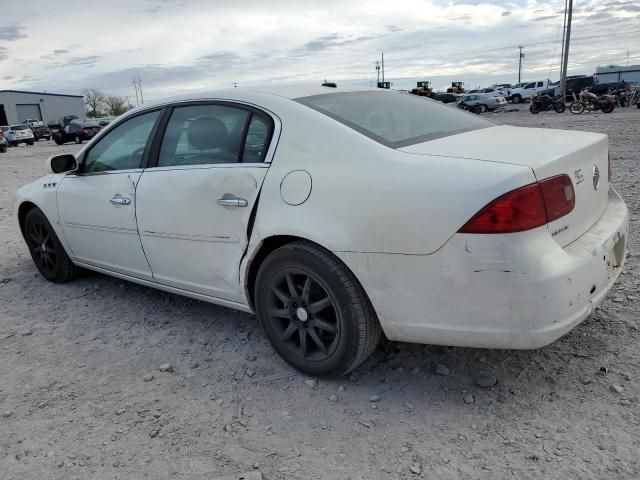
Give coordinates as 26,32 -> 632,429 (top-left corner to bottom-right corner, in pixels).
410,81 -> 433,97
446,82 -> 465,94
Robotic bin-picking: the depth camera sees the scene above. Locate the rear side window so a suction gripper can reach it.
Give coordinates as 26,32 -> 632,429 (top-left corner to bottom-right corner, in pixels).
158,105 -> 249,167
242,114 -> 272,163
296,91 -> 494,148
157,104 -> 274,167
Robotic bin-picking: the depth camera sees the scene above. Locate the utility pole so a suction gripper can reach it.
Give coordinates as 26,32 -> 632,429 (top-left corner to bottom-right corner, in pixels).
560,0 -> 573,100
518,46 -> 525,83
232,82 -> 238,88
381,52 -> 385,83
375,60 -> 380,84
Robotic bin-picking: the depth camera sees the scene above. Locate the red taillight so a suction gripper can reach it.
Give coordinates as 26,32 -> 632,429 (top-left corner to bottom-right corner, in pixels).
539,174 -> 575,222
79,128 -> 86,133
459,174 -> 575,234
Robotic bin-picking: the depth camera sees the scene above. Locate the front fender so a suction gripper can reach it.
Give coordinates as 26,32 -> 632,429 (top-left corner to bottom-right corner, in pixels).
15,173 -> 72,256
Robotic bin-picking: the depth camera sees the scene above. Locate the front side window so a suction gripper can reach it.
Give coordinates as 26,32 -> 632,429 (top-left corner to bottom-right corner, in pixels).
83,110 -> 161,173
297,91 -> 494,148
525,83 -> 535,89
158,104 -> 252,167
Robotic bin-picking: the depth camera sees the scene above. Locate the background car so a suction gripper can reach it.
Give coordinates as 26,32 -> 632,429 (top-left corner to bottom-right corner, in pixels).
1,125 -> 35,146
32,125 -> 52,141
432,92 -> 458,103
53,122 -> 101,145
510,80 -> 549,103
457,92 -> 507,111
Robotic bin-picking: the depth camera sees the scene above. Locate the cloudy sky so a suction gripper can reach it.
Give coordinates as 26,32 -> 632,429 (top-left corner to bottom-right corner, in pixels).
1,0 -> 639,99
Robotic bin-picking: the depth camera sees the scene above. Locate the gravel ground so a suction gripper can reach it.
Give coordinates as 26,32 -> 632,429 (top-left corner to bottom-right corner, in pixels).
1,107 -> 639,480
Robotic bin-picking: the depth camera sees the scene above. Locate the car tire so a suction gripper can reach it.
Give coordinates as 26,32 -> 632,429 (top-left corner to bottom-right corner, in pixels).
0,144 -> 6,153
26,140 -> 34,146
24,208 -> 81,283
45,136 -> 51,141
54,139 -> 64,145
75,136 -> 82,144
512,94 -> 522,104
254,241 -> 382,377
479,104 -> 488,113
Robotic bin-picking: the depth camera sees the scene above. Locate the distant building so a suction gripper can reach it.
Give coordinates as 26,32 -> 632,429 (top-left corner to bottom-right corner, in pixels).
595,65 -> 640,84
0,90 -> 85,126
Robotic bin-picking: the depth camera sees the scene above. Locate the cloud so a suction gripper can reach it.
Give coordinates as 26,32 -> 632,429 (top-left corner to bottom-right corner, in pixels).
1,0 -> 639,97
65,55 -> 102,67
533,15 -> 559,22
0,25 -> 26,41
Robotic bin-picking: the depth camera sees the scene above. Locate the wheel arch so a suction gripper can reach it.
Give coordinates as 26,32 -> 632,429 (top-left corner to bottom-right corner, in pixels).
243,235 -> 375,317
17,200 -> 39,240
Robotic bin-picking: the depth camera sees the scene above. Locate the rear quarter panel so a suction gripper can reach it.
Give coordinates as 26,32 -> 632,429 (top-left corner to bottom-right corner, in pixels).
249,105 -> 536,256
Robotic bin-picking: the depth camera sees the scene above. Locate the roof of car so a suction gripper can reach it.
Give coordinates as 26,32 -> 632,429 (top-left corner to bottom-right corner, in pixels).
146,83 -> 381,106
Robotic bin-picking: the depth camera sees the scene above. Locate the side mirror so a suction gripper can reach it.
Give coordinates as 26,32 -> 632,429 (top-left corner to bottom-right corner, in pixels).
48,154 -> 77,174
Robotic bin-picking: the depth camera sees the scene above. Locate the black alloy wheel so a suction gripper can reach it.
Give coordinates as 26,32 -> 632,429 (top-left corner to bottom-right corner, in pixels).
255,241 -> 381,377
75,135 -> 82,144
267,268 -> 341,361
24,208 -> 80,283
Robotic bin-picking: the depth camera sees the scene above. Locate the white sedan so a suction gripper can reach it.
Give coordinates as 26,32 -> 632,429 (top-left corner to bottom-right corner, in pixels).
15,85 -> 628,376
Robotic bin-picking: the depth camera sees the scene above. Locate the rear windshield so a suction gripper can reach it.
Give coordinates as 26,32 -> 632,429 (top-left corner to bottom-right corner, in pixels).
11,125 -> 28,130
296,91 -> 495,148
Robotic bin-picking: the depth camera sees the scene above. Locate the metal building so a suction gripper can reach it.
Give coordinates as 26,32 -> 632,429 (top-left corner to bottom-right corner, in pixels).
595,65 -> 640,84
0,90 -> 85,126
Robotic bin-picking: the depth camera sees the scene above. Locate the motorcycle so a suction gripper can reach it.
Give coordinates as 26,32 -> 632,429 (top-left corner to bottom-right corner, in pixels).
569,89 -> 616,114
529,93 -> 566,114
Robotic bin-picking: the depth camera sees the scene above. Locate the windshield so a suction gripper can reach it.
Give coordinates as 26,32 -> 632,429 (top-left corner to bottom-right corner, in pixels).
296,91 -> 495,148
11,125 -> 28,130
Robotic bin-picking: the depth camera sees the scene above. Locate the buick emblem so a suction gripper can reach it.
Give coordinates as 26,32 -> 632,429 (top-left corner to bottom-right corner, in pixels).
592,165 -> 600,191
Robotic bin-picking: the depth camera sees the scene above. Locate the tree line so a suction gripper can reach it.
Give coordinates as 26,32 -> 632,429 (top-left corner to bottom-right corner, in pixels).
82,89 -> 134,118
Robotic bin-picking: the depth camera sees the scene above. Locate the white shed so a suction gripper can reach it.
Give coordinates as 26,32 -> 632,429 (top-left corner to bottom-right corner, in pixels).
0,90 -> 85,126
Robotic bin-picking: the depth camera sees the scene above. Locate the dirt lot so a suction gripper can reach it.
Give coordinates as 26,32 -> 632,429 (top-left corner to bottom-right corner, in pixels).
1,107 -> 639,480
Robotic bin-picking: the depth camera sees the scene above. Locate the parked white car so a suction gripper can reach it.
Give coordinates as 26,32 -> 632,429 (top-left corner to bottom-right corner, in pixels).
1,125 -> 35,146
15,85 -> 628,376
510,80 -> 550,103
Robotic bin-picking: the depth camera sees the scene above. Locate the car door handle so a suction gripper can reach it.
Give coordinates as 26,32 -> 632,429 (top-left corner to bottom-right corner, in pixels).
217,195 -> 248,208
109,195 -> 131,206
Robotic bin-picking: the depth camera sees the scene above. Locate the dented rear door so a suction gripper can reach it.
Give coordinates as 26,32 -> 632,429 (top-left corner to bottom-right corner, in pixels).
135,164 -> 268,302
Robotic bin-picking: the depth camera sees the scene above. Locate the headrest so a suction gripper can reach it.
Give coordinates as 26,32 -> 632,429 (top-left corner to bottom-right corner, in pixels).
187,117 -> 229,150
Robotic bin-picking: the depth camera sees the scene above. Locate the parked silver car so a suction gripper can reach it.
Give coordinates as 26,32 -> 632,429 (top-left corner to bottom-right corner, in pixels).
457,92 -> 507,111
0,125 -> 35,146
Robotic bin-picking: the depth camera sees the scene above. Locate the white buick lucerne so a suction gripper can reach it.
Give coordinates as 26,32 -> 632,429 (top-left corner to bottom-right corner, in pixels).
15,85 -> 628,376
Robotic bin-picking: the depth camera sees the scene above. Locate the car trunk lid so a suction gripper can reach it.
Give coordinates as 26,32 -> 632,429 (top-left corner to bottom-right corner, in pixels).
399,125 -> 610,247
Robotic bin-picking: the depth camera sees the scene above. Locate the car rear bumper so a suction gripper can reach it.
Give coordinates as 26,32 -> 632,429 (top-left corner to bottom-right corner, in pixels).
337,188 -> 628,349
